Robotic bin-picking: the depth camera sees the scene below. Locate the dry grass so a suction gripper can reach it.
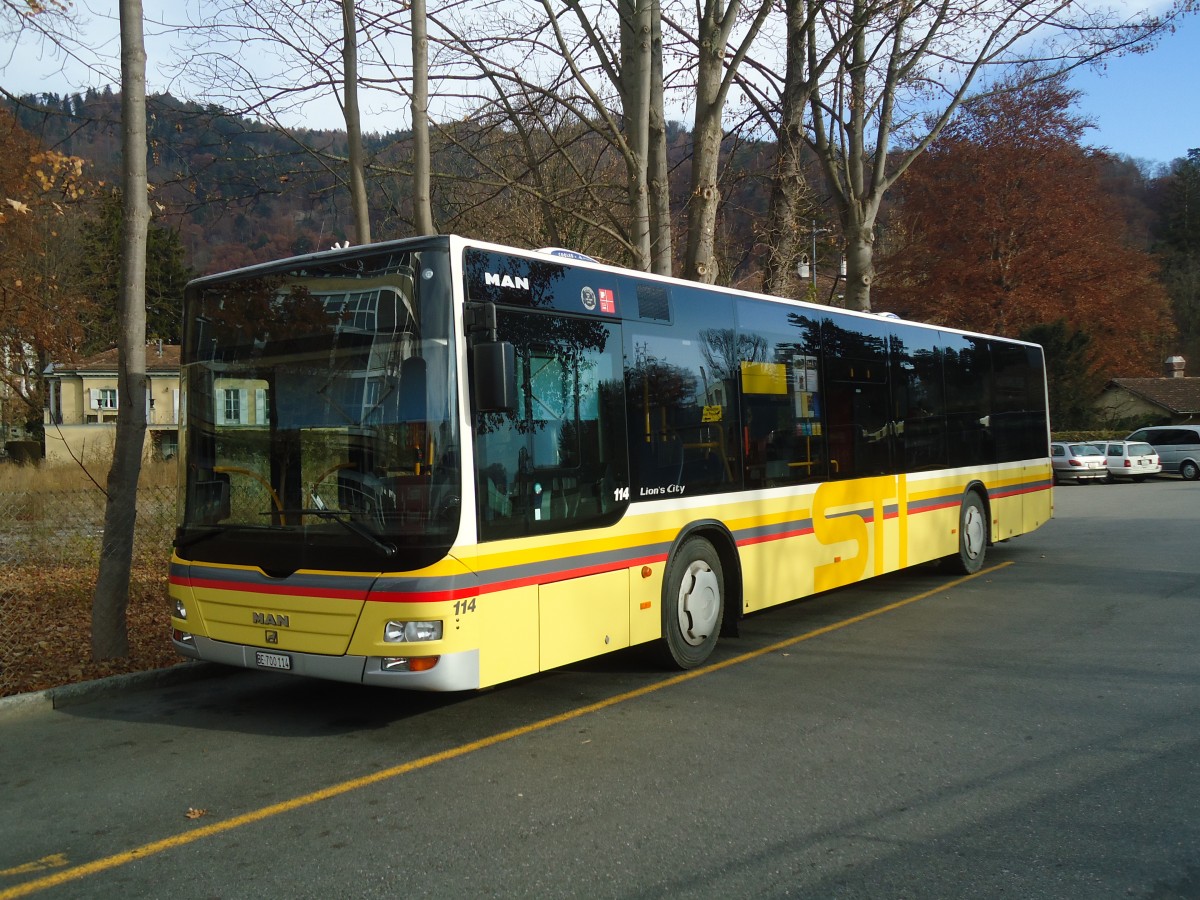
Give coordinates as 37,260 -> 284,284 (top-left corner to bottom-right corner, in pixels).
0,463 -> 180,698
0,458 -> 177,492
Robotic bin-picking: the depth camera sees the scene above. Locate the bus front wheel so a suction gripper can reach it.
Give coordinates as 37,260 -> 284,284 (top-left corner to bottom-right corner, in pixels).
659,536 -> 724,669
945,492 -> 987,575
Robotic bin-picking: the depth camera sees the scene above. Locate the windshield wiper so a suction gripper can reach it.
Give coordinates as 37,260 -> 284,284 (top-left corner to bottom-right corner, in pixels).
277,508 -> 398,559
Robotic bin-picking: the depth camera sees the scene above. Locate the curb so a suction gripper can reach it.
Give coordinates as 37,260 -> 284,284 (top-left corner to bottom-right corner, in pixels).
0,661 -> 230,722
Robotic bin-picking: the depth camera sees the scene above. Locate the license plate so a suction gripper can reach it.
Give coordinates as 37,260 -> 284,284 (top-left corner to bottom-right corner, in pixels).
255,651 -> 292,670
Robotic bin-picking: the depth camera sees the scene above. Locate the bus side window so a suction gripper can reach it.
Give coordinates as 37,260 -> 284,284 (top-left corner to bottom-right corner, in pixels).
734,299 -> 825,487
892,330 -> 947,472
624,287 -> 742,497
822,315 -> 892,480
943,335 -> 995,467
990,342 -> 1047,463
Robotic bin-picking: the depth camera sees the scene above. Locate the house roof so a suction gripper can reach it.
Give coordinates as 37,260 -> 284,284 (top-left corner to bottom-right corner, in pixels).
44,343 -> 181,376
1103,377 -> 1200,416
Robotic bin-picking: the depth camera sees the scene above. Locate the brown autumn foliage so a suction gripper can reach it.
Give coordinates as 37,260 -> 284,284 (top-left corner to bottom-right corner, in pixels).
0,563 -> 178,697
875,74 -> 1175,377
0,463 -> 181,698
0,108 -> 96,423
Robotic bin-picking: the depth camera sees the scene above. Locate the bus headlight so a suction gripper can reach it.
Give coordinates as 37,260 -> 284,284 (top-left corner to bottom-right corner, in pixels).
383,620 -> 443,643
174,598 -> 187,620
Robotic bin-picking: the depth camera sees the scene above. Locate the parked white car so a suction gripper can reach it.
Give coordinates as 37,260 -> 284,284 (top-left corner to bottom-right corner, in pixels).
1086,440 -> 1162,482
1050,441 -> 1108,484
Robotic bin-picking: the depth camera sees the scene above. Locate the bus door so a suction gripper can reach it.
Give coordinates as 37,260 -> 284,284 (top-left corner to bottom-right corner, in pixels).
471,308 -> 631,669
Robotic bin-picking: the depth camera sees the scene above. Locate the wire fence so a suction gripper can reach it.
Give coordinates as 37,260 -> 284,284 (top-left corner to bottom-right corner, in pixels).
0,485 -> 179,698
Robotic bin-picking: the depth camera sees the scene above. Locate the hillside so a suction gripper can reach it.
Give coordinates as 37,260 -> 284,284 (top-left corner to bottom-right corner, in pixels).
9,90 -> 383,275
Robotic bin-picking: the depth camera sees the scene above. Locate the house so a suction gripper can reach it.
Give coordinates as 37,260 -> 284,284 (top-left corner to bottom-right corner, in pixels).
42,342 -> 181,464
1094,356 -> 1200,427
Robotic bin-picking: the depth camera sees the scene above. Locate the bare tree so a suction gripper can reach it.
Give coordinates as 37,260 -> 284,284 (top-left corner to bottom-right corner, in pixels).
619,0 -> 654,267
1,0 -> 89,77
176,0 -> 397,244
410,0 -> 436,234
341,0 -> 371,243
803,0 -> 1190,312
645,0 -> 672,274
92,0 -> 150,659
424,0 -> 677,270
533,0 -> 671,269
737,0 -> 853,298
674,0 -> 774,283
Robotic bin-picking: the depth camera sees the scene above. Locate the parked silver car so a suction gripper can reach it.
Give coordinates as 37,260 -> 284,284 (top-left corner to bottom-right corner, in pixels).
1087,440 -> 1162,482
1050,441 -> 1108,484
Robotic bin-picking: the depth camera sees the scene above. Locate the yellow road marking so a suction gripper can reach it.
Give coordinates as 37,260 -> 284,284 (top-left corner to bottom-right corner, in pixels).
0,858 -> 68,878
0,562 -> 1008,899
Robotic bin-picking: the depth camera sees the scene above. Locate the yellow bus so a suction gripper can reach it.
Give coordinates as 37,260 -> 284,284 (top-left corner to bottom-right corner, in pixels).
170,235 -> 1052,690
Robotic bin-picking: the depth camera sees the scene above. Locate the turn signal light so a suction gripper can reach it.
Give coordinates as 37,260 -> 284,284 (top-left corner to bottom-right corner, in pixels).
381,656 -> 440,672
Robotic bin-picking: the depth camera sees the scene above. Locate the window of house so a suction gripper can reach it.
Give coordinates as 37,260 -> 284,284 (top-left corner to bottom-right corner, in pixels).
224,388 -> 242,424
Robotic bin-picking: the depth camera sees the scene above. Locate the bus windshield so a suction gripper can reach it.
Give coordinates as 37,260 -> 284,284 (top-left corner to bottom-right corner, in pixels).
176,243 -> 460,573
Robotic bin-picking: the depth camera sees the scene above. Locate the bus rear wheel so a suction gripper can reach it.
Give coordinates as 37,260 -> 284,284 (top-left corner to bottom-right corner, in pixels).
944,491 -> 987,575
659,536 -> 724,669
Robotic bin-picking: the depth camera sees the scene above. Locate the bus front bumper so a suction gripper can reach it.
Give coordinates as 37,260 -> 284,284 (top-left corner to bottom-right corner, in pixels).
171,633 -> 481,692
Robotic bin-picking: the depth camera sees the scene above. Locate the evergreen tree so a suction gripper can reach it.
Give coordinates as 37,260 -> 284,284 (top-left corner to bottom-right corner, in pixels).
77,190 -> 194,352
1155,149 -> 1200,367
1160,149 -> 1200,254
1021,321 -> 1095,430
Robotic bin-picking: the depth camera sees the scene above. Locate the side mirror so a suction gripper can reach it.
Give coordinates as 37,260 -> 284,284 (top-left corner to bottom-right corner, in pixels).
473,340 -> 517,412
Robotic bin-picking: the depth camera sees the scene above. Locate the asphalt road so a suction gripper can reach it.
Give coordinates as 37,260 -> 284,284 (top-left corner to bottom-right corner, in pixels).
2,478 -> 1199,899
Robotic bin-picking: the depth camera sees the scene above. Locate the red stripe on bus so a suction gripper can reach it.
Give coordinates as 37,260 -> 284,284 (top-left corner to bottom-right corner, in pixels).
736,526 -> 815,547
180,576 -> 368,601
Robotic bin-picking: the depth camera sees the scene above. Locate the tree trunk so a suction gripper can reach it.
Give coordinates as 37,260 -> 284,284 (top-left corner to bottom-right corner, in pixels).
92,0 -> 150,660
760,0 -> 809,298
681,0 -> 730,283
842,219 -> 875,312
646,0 -> 672,276
809,0 -> 877,312
683,109 -> 723,283
342,0 -> 371,244
682,0 -> 772,283
620,0 -> 652,270
411,0 -> 435,235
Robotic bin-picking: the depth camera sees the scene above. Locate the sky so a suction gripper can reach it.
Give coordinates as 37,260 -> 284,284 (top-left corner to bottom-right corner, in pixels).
1,3 -> 1197,168
1068,11 -> 1200,167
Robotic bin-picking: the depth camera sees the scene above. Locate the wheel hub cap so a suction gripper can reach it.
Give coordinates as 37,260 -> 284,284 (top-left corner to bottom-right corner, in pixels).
678,561 -> 720,646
